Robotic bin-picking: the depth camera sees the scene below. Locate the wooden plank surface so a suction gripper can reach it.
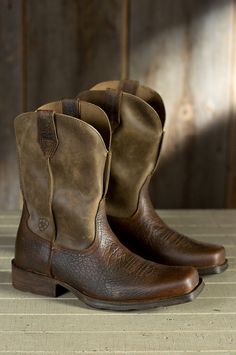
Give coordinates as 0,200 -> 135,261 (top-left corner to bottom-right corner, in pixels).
130,0 -> 235,209
0,210 -> 235,353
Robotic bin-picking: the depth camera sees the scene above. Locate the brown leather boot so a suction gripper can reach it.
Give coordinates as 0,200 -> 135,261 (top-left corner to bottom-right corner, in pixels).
12,99 -> 203,310
79,80 -> 228,276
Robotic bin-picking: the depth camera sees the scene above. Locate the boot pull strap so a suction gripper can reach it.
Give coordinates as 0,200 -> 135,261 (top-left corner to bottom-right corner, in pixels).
106,89 -> 122,132
118,80 -> 139,95
37,110 -> 58,158
62,99 -> 80,118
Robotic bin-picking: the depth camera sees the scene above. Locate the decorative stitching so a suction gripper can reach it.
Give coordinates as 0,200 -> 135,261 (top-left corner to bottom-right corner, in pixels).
38,217 -> 49,231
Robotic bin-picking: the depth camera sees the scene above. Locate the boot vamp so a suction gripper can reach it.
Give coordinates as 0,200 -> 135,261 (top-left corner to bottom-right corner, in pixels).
108,207 -> 226,269
51,205 -> 199,302
143,220 -> 226,267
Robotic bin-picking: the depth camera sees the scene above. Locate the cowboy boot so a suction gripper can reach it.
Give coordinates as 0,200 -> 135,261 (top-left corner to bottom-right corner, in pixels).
78,80 -> 228,275
12,99 -> 203,311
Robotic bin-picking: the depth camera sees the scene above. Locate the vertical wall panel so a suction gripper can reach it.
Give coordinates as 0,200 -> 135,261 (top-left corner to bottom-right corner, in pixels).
130,0 -> 234,208
0,0 -> 235,210
227,0 -> 236,207
27,0 -> 122,110
0,0 -> 22,210
120,0 -> 130,79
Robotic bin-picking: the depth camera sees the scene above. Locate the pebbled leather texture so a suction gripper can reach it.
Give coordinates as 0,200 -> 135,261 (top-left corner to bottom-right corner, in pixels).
15,200 -> 199,302
108,180 -> 226,268
51,200 -> 199,301
15,202 -> 52,276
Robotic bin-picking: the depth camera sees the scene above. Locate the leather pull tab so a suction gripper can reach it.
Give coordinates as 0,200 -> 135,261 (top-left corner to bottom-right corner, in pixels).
118,80 -> 139,95
106,89 -> 121,132
62,99 -> 80,118
37,110 -> 58,158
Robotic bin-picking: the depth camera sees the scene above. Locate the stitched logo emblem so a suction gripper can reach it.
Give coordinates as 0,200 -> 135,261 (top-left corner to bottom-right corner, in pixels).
38,218 -> 49,231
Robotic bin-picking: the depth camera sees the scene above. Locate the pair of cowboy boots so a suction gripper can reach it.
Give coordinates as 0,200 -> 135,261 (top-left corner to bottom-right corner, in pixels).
12,80 -> 227,311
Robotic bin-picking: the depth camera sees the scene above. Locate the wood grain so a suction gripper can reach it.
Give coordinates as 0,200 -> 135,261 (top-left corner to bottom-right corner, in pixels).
0,0 -> 235,210
0,0 -> 22,210
0,332 -> 236,352
130,0 -> 235,208
120,0 -> 130,79
26,0 -> 122,111
227,0 -> 236,207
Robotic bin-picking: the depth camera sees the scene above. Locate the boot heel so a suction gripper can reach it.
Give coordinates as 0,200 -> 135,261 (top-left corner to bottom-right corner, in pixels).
11,259 -> 67,297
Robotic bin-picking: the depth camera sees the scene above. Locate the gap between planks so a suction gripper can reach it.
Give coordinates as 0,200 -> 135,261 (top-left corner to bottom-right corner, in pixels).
0,330 -> 235,334
0,352 -> 235,354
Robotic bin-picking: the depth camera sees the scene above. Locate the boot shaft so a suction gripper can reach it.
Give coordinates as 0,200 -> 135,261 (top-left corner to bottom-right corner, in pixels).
15,100 -> 111,250
91,80 -> 166,126
79,83 -> 164,218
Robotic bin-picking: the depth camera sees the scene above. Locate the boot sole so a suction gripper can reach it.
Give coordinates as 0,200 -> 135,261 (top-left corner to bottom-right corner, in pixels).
197,259 -> 228,276
11,259 -> 204,311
